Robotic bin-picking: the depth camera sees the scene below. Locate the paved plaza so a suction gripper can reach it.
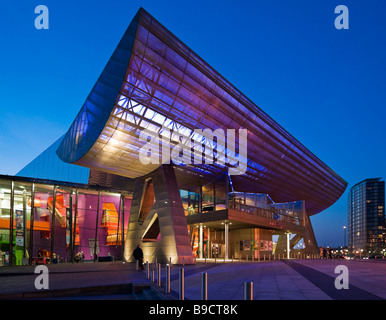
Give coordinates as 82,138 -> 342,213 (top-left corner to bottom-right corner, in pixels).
0,259 -> 385,300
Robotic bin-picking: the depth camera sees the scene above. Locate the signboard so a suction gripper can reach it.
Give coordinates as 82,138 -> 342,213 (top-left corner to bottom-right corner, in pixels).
15,210 -> 24,247
66,208 -> 72,249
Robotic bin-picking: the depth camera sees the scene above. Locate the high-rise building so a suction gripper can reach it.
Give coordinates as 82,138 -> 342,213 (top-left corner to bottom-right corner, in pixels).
348,178 -> 385,255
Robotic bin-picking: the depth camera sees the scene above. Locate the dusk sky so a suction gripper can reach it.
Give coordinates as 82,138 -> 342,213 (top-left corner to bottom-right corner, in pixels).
1,0 -> 385,247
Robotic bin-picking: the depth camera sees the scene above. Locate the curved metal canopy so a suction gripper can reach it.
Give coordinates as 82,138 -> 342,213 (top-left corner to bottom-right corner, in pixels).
57,8 -> 347,215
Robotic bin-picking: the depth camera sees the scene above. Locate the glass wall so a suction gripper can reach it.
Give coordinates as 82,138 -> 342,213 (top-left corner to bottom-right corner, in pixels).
229,191 -> 304,226
0,177 -> 132,267
0,180 -> 11,266
13,182 -> 32,265
180,189 -> 200,216
202,184 -> 214,212
32,184 -> 54,264
184,175 -> 229,215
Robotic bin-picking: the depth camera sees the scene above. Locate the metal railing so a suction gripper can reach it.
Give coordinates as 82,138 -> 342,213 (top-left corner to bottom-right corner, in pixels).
229,201 -> 303,226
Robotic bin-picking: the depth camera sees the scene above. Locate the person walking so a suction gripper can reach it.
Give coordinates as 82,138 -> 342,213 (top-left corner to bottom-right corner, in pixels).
133,244 -> 144,270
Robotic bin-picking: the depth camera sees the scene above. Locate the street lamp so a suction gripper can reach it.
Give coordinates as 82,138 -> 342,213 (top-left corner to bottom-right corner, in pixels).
343,226 -> 347,248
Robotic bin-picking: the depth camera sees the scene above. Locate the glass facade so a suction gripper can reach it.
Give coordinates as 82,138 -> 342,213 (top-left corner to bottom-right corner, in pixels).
229,192 -> 305,226
348,178 -> 385,255
0,175 -> 131,266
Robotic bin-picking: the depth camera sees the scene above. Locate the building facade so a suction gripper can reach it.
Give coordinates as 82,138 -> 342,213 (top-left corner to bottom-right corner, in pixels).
348,178 -> 385,255
0,175 -> 131,266
1,8 -> 347,266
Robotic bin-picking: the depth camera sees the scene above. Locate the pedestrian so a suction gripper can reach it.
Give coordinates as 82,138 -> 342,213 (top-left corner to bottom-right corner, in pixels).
133,244 -> 144,270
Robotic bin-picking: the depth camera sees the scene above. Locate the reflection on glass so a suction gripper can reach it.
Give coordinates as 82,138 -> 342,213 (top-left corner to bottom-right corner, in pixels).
0,178 -> 132,267
180,189 -> 200,216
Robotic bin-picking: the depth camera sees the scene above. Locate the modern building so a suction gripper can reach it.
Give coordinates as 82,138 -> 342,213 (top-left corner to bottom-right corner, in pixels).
0,8 -> 347,266
348,178 -> 385,255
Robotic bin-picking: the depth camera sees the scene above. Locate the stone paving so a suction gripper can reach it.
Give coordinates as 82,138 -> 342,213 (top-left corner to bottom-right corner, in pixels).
0,259 -> 384,300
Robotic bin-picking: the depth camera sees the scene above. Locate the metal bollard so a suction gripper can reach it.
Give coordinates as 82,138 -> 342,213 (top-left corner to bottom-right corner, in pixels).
201,272 -> 207,300
232,255 -> 234,263
136,259 -> 139,271
264,254 -> 266,262
157,263 -> 161,287
243,281 -> 253,300
166,264 -> 170,293
179,267 -> 184,300
151,263 -> 155,283
252,254 -> 254,262
146,261 -> 150,279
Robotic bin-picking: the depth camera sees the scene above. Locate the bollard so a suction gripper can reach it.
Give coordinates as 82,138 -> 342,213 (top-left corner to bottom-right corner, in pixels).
224,255 -> 226,263
263,254 -> 266,262
157,263 -> 161,287
201,272 -> 208,300
146,261 -> 150,279
179,267 -> 184,300
136,259 -> 139,271
232,255 -> 234,263
166,264 -> 170,293
269,254 -> 271,261
151,264 -> 155,283
243,281 -> 253,300
258,253 -> 260,262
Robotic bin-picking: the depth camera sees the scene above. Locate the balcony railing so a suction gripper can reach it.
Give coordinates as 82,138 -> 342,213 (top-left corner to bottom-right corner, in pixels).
229,201 -> 303,227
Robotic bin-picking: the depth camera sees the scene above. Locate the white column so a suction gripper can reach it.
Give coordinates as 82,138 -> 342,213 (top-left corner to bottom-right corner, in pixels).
199,225 -> 203,259
286,232 -> 291,259
225,222 -> 229,260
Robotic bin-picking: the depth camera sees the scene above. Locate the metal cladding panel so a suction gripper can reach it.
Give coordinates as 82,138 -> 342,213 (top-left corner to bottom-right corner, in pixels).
57,8 -> 347,215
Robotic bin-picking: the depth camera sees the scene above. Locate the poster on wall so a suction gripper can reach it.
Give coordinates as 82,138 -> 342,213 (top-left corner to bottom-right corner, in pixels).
15,210 -> 24,247
253,240 -> 259,251
243,240 -> 251,251
66,208 -> 72,249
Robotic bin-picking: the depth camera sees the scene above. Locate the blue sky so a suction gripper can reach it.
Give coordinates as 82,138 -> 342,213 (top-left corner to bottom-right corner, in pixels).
1,0 -> 385,247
